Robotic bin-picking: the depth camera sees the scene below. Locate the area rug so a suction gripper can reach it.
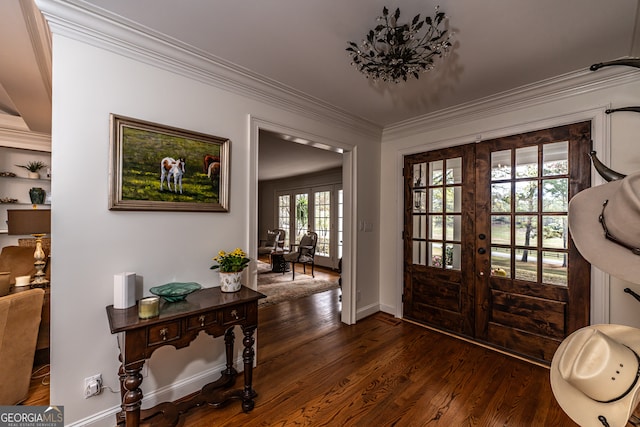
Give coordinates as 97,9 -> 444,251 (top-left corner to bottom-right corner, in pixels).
257,261 -> 340,307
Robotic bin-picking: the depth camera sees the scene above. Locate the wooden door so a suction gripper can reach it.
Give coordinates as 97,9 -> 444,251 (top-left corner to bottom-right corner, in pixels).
403,122 -> 592,363
403,143 -> 476,336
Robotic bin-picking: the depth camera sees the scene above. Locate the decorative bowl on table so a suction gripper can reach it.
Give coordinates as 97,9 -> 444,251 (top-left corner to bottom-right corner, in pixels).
150,282 -> 202,302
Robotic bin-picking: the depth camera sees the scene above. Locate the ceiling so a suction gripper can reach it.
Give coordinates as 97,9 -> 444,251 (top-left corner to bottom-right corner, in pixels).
1,0 -> 639,179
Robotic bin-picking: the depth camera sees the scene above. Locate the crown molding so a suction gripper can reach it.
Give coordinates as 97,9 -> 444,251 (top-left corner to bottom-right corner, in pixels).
0,127 -> 51,151
35,0 -> 382,140
383,65 -> 640,141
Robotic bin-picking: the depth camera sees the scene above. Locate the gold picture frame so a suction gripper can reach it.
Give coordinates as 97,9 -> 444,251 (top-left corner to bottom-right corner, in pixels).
109,114 -> 230,212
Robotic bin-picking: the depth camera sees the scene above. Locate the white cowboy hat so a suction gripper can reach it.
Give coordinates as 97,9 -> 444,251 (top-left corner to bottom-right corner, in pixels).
568,171 -> 640,284
550,324 -> 640,427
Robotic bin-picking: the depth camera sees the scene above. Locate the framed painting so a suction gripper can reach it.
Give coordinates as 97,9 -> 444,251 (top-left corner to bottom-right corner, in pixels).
109,114 -> 229,212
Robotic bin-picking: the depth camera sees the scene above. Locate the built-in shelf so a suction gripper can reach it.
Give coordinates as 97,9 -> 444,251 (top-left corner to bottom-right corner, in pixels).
1,146 -> 51,246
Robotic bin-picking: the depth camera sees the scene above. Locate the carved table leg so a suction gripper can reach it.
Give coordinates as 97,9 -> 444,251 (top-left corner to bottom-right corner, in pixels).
116,353 -> 127,426
222,327 -> 238,378
241,325 -> 258,412
122,361 -> 145,427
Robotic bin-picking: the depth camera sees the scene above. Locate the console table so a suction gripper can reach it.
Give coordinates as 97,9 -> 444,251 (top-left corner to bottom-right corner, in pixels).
106,286 -> 265,427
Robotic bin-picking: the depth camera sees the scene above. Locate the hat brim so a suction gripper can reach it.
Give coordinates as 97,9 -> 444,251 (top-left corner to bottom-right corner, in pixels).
568,180 -> 639,284
550,324 -> 640,427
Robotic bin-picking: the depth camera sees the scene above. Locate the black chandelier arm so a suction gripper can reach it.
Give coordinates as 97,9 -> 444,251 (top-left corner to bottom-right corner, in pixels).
605,106 -> 640,114
590,58 -> 640,71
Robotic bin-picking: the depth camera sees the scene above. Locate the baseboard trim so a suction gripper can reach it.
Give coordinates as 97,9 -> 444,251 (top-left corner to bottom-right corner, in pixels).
65,356 -> 244,427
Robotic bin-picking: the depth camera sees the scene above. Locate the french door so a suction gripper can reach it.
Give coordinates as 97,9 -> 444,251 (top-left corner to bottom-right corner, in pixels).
277,186 -> 340,268
403,122 -> 592,363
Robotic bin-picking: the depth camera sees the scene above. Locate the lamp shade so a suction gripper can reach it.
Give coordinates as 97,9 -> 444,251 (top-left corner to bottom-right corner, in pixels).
7,209 -> 51,235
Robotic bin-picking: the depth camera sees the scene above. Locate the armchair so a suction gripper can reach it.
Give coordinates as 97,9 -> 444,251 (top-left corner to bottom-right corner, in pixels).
258,229 -> 285,256
283,231 -> 318,280
0,288 -> 45,404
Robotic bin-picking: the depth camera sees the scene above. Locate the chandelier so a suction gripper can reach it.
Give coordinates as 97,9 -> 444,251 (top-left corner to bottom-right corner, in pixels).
346,6 -> 453,83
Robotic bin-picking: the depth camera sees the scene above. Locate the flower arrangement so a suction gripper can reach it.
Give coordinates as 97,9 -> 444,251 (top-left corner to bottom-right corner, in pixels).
210,248 -> 250,272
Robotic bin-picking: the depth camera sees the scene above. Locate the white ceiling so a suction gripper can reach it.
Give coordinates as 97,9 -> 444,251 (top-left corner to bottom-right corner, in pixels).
2,0 -> 639,179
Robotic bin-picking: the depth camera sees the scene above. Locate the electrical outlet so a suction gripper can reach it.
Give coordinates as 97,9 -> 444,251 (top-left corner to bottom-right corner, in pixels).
83,374 -> 102,398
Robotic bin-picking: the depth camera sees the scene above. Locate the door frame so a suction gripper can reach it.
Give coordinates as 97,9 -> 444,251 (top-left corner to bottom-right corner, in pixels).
394,108 -> 611,324
249,116 -> 358,325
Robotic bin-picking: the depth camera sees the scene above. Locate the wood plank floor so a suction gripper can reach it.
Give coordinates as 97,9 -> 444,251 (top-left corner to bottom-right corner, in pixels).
24,268 -> 580,426
176,288 -> 577,427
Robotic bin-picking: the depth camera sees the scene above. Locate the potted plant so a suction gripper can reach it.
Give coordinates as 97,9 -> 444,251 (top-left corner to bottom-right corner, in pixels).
15,161 -> 47,179
211,248 -> 250,292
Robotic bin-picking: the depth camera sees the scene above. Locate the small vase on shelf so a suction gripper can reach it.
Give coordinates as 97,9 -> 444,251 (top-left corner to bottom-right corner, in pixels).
29,187 -> 45,204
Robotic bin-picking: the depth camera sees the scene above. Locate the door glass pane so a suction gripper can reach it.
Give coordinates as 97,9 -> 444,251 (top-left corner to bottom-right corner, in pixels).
413,189 -> 426,213
515,215 -> 537,247
542,178 -> 568,212
446,243 -> 461,270
278,194 -> 291,248
314,190 -> 331,257
445,186 -> 461,212
413,215 -> 426,239
491,246 -> 511,278
491,150 -> 511,180
429,215 -> 443,240
543,251 -> 567,286
515,180 -> 538,212
516,146 -> 538,178
430,160 -> 443,185
429,188 -> 443,212
294,193 -> 309,242
543,141 -> 568,176
413,162 -> 427,186
515,249 -> 537,282
542,216 -> 567,249
446,157 -> 462,184
413,241 -> 427,265
491,216 -> 511,245
446,215 -> 461,241
428,242 -> 442,267
491,183 -> 511,212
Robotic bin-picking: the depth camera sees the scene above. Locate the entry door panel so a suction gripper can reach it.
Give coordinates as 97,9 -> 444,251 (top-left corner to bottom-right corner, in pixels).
403,143 -> 476,336
403,122 -> 591,363
474,122 -> 591,362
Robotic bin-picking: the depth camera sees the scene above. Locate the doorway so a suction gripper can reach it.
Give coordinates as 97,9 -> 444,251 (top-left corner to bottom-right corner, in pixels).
402,121 -> 592,363
250,117 -> 356,324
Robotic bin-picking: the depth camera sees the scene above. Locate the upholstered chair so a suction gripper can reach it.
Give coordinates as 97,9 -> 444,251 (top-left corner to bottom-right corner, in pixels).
258,229 -> 282,255
283,231 -> 318,280
0,288 -> 45,405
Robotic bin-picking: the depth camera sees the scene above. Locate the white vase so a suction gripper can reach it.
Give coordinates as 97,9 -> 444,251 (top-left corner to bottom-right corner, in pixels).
219,271 -> 242,292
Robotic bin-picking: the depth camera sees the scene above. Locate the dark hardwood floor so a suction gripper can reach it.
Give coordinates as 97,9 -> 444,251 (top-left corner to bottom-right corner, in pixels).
178,287 -> 578,426
24,267 -> 581,426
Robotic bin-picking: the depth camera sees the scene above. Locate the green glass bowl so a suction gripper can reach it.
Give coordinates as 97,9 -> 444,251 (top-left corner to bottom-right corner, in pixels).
150,282 -> 202,302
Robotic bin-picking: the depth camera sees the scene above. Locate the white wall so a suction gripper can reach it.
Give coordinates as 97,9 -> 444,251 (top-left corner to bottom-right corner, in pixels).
379,68 -> 640,326
46,23 -> 380,427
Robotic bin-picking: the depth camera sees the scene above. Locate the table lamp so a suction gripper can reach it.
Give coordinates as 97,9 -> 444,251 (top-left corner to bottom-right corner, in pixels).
7,209 -> 51,287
